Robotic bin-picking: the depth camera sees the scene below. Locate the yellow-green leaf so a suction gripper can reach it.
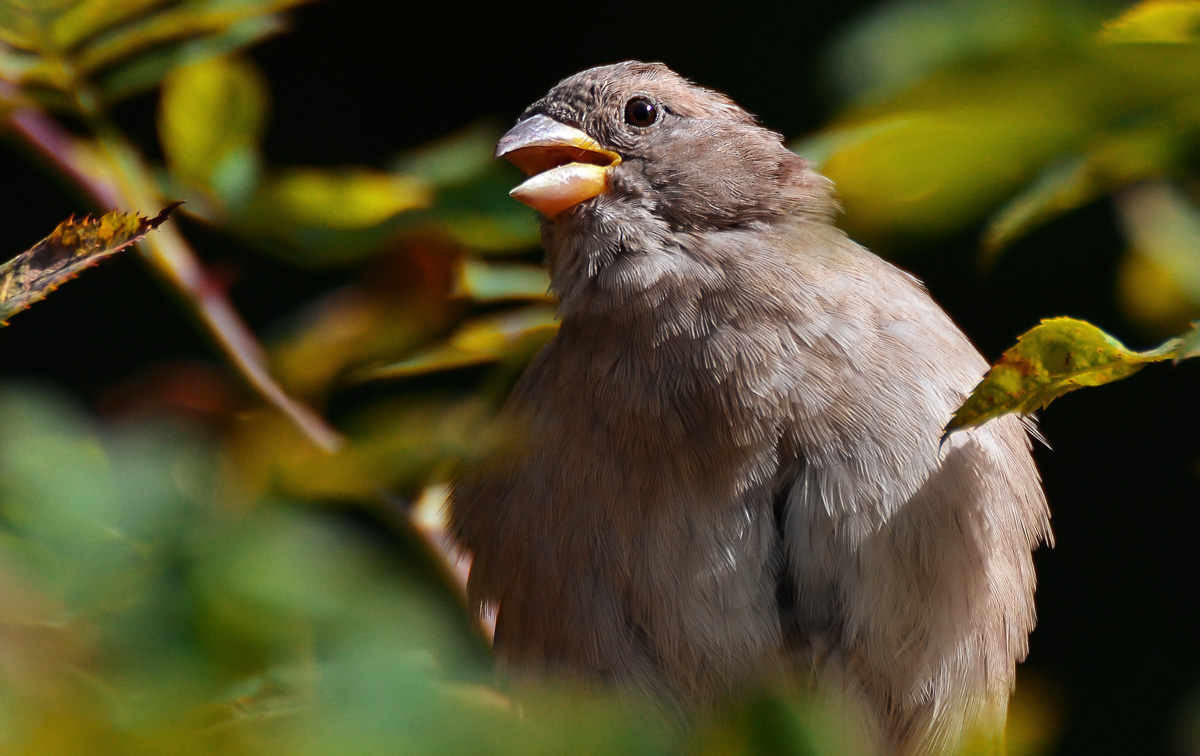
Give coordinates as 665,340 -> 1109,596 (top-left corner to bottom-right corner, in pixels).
248,167 -> 431,230
0,203 -> 179,324
158,55 -> 266,204
809,103 -> 1082,243
47,0 -> 171,51
1101,0 -> 1200,44
358,305 -> 558,381
944,317 -> 1179,435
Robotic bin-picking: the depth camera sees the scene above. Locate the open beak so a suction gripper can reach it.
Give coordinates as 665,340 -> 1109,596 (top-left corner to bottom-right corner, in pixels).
495,114 -> 622,217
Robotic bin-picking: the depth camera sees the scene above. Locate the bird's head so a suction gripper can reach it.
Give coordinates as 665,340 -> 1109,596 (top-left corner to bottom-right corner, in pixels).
496,61 -> 835,234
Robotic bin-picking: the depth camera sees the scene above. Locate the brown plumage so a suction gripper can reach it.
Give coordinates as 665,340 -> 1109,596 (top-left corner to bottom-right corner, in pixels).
451,61 -> 1051,756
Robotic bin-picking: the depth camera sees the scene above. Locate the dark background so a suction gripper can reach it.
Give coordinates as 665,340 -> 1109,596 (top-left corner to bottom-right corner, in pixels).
4,2 -> 1199,754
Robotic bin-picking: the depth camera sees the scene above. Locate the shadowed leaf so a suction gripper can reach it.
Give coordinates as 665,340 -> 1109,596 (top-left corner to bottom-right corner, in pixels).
945,317 -> 1179,435
982,120 -> 1194,256
0,202 -> 179,324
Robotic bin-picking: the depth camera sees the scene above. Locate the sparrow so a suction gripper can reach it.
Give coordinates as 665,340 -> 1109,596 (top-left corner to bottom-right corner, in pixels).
451,61 -> 1051,756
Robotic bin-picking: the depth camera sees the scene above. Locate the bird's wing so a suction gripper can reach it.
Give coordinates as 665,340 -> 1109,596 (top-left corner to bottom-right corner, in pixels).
752,224 -> 1051,755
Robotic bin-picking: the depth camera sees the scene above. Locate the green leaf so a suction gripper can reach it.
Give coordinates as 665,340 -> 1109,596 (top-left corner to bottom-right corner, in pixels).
1101,0 -> 1200,43
157,54 -> 266,205
359,305 -> 558,381
0,203 -> 179,324
391,120 -> 503,188
945,317 -> 1179,435
454,259 -> 551,302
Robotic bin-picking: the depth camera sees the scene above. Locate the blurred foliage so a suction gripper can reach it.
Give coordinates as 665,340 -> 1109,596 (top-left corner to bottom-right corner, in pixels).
0,383 -> 681,756
0,0 -> 1197,753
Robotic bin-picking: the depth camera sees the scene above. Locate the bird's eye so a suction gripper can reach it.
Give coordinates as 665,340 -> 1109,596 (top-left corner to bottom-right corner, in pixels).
624,97 -> 658,127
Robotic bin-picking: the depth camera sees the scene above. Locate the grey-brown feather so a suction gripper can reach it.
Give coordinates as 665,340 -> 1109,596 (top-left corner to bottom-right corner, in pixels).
451,62 -> 1051,756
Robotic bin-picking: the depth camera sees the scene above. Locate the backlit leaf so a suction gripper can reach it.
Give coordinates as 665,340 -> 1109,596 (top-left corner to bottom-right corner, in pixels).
0,0 -> 72,49
0,203 -> 179,324
816,104 -> 1078,241
0,40 -> 42,82
945,317 -> 1179,435
158,55 -> 266,205
394,164 -> 541,254
1116,246 -> 1200,332
404,210 -> 541,254
1101,0 -> 1200,43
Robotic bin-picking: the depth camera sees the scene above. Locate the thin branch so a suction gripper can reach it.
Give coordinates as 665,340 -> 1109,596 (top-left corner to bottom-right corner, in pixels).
2,93 -> 343,452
